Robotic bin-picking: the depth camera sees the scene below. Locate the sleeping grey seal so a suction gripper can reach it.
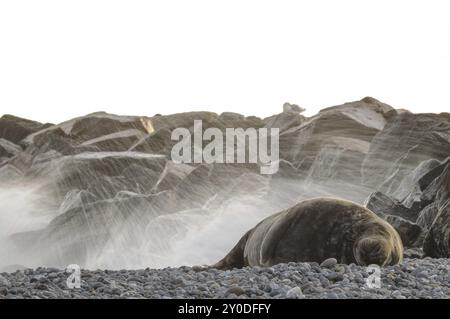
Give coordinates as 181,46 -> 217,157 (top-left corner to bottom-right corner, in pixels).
213,198 -> 403,269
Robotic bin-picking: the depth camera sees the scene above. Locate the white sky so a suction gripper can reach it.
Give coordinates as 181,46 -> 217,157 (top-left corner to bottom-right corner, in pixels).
0,0 -> 449,124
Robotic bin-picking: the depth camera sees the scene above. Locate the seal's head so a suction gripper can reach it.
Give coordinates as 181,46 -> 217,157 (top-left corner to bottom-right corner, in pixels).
354,236 -> 391,266
354,234 -> 403,266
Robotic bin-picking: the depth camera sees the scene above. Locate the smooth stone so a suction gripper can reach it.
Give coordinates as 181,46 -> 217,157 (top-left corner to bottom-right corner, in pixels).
286,287 -> 304,299
320,258 -> 338,268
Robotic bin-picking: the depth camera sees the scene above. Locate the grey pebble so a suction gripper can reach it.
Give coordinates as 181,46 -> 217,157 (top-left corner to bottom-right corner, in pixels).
286,287 -> 304,299
320,258 -> 338,268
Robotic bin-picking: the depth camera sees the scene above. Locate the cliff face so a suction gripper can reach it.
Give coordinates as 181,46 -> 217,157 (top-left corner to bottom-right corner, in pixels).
0,97 -> 449,269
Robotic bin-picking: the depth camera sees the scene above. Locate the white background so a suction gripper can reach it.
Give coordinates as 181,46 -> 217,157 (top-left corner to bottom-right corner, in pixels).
0,0 -> 449,123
